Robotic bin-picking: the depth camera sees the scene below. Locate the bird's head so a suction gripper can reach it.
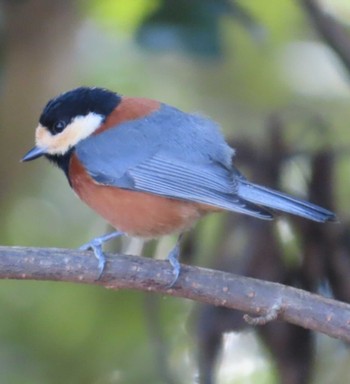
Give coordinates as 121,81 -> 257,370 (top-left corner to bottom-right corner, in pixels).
22,87 -> 121,162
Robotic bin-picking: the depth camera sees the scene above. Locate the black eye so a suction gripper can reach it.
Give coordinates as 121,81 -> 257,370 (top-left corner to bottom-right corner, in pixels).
52,120 -> 66,134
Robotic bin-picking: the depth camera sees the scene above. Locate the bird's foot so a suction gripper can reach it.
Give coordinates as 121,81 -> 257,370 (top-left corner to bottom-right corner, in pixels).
166,234 -> 183,288
79,231 -> 123,279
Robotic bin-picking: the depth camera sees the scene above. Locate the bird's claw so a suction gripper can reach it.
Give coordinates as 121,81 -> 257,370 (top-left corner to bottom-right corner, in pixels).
166,238 -> 182,288
79,238 -> 103,251
79,231 -> 123,280
166,266 -> 180,289
79,240 -> 106,279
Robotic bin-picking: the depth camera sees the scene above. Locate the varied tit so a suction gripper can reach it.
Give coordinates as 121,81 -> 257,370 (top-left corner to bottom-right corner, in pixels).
22,87 -> 336,285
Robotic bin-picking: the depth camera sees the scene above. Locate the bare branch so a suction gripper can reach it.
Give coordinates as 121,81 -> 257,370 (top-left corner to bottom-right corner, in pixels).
299,0 -> 350,76
0,245 -> 350,342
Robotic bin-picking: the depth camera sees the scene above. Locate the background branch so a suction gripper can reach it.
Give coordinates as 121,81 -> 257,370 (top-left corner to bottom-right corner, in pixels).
299,0 -> 350,76
0,245 -> 349,342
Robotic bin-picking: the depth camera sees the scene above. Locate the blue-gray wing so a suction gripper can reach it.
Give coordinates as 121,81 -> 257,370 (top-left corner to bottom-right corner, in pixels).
75,104 -> 272,219
127,153 -> 273,218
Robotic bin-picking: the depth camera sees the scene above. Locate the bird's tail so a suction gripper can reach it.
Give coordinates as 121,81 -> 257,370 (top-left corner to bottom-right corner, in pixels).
237,180 -> 336,223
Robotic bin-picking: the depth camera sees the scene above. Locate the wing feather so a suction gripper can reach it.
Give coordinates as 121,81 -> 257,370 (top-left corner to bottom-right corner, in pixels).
129,154 -> 272,218
75,104 -> 273,219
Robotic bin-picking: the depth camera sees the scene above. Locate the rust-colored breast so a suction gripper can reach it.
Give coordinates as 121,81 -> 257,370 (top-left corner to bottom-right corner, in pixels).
69,155 -> 217,237
94,97 -> 161,135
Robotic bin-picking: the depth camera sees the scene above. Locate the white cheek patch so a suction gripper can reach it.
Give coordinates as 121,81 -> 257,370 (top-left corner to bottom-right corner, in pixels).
35,112 -> 103,155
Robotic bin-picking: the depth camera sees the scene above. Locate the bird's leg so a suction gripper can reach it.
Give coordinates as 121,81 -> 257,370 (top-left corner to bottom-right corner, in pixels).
79,231 -> 124,278
166,234 -> 184,288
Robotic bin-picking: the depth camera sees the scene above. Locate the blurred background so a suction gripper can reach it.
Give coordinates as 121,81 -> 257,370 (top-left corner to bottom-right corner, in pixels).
1,0 -> 350,383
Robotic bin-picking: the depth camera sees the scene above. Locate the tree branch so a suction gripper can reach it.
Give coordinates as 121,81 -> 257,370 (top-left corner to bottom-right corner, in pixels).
299,0 -> 350,77
1,245 -> 350,342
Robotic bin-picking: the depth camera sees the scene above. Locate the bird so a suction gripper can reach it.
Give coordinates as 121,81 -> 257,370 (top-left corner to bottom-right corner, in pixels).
22,87 -> 336,285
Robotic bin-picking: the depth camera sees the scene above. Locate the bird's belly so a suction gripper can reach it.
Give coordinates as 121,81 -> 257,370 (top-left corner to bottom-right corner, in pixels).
77,184 -> 205,237
69,157 -> 216,237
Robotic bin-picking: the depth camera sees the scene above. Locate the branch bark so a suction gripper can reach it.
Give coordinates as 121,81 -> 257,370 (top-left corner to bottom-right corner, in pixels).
1,245 -> 350,342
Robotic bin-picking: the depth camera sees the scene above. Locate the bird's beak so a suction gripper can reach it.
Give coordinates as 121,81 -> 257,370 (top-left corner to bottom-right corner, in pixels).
21,146 -> 46,162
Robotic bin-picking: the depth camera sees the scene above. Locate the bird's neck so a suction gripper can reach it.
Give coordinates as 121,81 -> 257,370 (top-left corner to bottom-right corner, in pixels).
46,148 -> 74,185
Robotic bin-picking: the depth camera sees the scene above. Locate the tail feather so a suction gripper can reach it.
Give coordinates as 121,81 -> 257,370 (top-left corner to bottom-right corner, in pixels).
237,181 -> 336,223
228,197 -> 274,220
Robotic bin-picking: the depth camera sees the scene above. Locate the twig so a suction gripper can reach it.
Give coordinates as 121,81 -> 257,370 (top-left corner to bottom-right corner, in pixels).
244,299 -> 283,325
299,0 -> 350,76
0,245 -> 350,342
